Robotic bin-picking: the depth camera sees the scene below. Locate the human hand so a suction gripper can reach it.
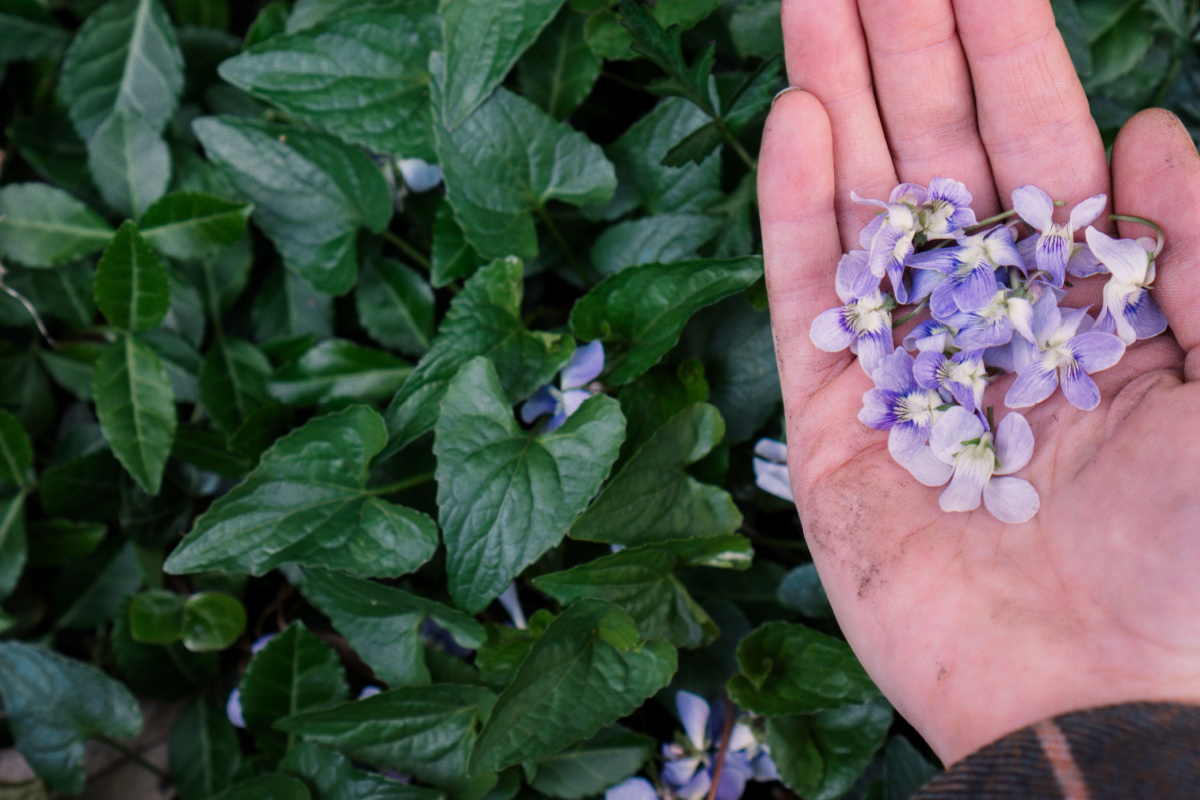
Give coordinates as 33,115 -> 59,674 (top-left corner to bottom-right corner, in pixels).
760,0 -> 1200,765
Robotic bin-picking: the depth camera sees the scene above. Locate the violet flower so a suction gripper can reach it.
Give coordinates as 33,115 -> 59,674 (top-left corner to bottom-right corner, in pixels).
1011,186 -> 1106,286
1004,292 -> 1125,411
903,319 -> 956,353
945,288 -> 1035,350
914,349 -> 989,413
520,341 -> 605,432
910,226 -> 1023,318
905,407 -> 1040,524
854,183 -> 925,292
1085,227 -> 1168,345
859,349 -> 945,462
809,250 -> 893,375
659,692 -> 777,800
752,439 -> 793,503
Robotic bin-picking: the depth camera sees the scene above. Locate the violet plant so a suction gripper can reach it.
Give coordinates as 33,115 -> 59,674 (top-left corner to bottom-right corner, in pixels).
809,179 -> 1166,523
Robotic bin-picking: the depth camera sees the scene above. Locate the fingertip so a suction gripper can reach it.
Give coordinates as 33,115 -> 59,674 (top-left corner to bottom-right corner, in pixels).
759,89 -> 835,226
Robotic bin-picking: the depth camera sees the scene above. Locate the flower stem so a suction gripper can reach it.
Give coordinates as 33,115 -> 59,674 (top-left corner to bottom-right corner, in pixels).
367,470 -> 435,496
892,300 -> 928,328
1109,213 -> 1165,257
382,230 -> 432,271
95,735 -> 169,781
966,209 -> 1018,230
705,697 -> 738,800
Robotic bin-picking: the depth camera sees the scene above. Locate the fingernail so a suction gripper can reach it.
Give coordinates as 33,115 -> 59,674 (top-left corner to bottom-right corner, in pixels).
772,86 -> 805,107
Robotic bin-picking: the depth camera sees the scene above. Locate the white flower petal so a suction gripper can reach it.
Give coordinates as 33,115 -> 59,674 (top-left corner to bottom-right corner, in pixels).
676,691 -> 711,750
929,406 -> 984,464
1068,193 -> 1107,230
939,449 -> 993,513
607,778 -> 658,800
753,438 -> 787,464
561,340 -> 606,389
899,445 -> 954,487
983,476 -> 1040,523
754,458 -> 794,502
1085,226 -> 1149,284
1012,185 -> 1054,230
994,413 -> 1034,474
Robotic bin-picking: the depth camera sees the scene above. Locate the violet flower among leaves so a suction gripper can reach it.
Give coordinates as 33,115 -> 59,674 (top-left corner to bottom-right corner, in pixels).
1005,291 -> 1125,411
752,438 -> 793,503
1011,185 -> 1106,286
520,341 -> 605,432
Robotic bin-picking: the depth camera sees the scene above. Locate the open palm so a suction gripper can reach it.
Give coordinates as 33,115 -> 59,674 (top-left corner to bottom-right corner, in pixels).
760,0 -> 1200,764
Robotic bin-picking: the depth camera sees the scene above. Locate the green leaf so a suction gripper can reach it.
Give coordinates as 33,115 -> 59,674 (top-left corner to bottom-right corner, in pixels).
129,588 -> 186,644
93,334 -> 178,495
26,519 -> 107,566
228,403 -> 297,464
286,0 -> 397,31
383,257 -> 575,456
253,264 -> 334,343
170,695 -> 243,800
777,563 -> 834,620
728,622 -> 882,716
435,358 -> 625,613
0,642 -> 142,794
278,685 -> 498,800
0,493 -> 26,601
766,701 -> 894,800
590,98 -> 722,220
1083,6 -> 1154,90
679,295 -> 780,443
469,599 -> 677,774
0,183 -> 115,268
282,742 -> 445,800
219,4 -> 441,162
212,775 -> 312,800
883,736 -> 940,800
39,345 -> 103,401
0,0 -> 69,64
179,233 -> 254,322
616,0 -> 714,113
140,192 -> 254,260
86,106 -> 172,216
0,409 -> 33,488
614,360 -> 708,458
729,0 -> 783,59
1051,0 -> 1093,77
182,591 -> 247,651
2,260 -> 96,330
112,595 -> 220,700
171,425 -> 251,476
241,621 -> 350,757
199,336 -> 273,435
143,329 -> 201,404
651,0 -> 719,29
568,403 -> 738,545
40,448 -> 122,521
570,256 -> 763,384
357,257 -> 435,357
1144,0 -> 1192,37
431,198 -> 486,287
245,0 -> 290,46
59,0 -> 184,141
7,104 -> 89,192
533,535 -> 751,648
192,116 -> 392,294
517,8 -> 603,119
660,120 -> 723,167
440,0 -> 567,129
270,339 -> 412,406
164,405 -> 438,577
583,10 -> 633,60
475,614 -> 553,690
529,725 -> 654,799
589,213 -> 717,275
433,71 -> 616,261
298,568 -> 485,687
94,220 -> 171,331
53,539 -> 143,629
0,348 -> 54,437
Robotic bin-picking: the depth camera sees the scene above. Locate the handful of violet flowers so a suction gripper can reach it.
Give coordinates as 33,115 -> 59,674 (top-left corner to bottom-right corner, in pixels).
809,180 -> 1167,523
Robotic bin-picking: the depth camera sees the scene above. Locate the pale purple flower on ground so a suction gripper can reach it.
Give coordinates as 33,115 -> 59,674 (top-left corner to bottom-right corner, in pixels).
859,349 -> 945,462
904,407 -> 1040,523
752,438 -> 793,502
497,582 -> 528,630
1085,227 -> 1168,345
1004,292 -> 1125,411
359,685 -> 383,699
659,692 -> 777,800
809,251 -> 893,375
607,777 -> 659,800
520,341 -> 605,432
914,349 -> 989,412
910,226 -> 1023,317
226,688 -> 245,728
397,157 -> 443,192
1011,186 -> 1106,286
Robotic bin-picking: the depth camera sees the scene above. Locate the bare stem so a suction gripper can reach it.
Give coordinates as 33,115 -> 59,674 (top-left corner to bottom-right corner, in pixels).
382,230 -> 432,271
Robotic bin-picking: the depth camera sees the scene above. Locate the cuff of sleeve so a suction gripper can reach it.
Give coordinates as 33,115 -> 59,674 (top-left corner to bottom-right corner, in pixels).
913,702 -> 1200,799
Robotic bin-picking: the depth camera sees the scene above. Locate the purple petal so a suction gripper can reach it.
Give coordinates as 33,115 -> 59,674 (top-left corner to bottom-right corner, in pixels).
754,458 -> 794,502
867,224 -> 907,279
890,183 -> 928,205
810,307 -> 857,353
953,262 -> 1000,313
908,265 -> 946,306
561,388 -> 592,417
1068,193 -> 1107,230
928,177 -> 972,209
929,406 -> 984,463
561,341 -> 606,389
856,328 -> 894,376
751,750 -> 780,782
913,351 -> 944,389
994,412 -> 1034,474
886,240 -> 914,305
1058,305 -> 1093,339
398,158 -> 443,192
1067,332 -> 1125,373
714,760 -> 750,800
676,691 -> 711,750
663,758 -> 702,789
859,388 -> 898,430
1035,232 -> 1069,286
930,281 -> 961,322
543,409 -> 569,432
908,248 -> 960,275
1011,185 -> 1053,230
900,445 -> 955,486
889,420 -> 929,463
981,226 -> 1023,268
607,778 -> 658,800
859,214 -> 884,251
982,476 -> 1040,523
1005,360 -> 1058,408
1030,290 -> 1063,343
1016,234 -> 1037,274
226,689 -> 245,728
954,314 -> 1012,349
676,768 -> 711,800
1085,227 -> 1149,284
946,379 -> 976,412
520,386 -> 560,425
753,438 -> 787,463
851,191 -> 890,212
939,451 -> 992,513
835,250 -> 878,301
1066,243 -> 1106,277
1124,289 -> 1168,340
1007,297 -> 1036,343
1060,363 -> 1100,411
903,320 -> 955,352
497,582 -> 527,629
983,342 -> 1017,373
870,348 -> 917,393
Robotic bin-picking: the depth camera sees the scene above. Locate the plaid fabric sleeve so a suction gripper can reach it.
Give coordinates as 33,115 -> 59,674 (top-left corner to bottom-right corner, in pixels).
913,702 -> 1200,799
